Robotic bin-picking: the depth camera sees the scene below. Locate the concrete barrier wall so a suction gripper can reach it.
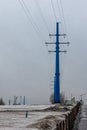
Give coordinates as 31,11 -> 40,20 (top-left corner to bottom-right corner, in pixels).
55,102 -> 81,130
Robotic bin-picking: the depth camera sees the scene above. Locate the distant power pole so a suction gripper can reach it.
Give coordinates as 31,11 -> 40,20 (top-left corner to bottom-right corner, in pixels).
23,96 -> 25,105
46,22 -> 69,103
20,96 -> 22,105
9,99 -> 11,105
13,96 -> 17,105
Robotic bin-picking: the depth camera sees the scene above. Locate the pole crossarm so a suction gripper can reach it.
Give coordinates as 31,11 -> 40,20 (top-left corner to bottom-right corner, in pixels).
59,50 -> 67,53
59,42 -> 70,45
49,34 -> 66,37
59,34 -> 66,37
48,50 -> 56,53
46,42 -> 70,45
45,42 -> 56,45
48,50 -> 67,53
49,34 -> 56,36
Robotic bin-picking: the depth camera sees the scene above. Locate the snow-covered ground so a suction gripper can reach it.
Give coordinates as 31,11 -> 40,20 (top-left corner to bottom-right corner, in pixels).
0,104 -> 74,130
0,111 -> 38,130
0,105 -> 55,111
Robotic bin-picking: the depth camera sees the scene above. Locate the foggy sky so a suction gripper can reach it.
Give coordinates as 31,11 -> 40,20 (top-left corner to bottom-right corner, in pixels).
0,0 -> 87,104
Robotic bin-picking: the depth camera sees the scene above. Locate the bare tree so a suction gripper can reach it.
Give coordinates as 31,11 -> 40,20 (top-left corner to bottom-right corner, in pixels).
50,93 -> 55,104
60,92 -> 66,105
50,92 -> 66,104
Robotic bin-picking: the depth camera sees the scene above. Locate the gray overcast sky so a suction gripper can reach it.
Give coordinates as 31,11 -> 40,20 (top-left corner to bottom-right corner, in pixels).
0,0 -> 87,104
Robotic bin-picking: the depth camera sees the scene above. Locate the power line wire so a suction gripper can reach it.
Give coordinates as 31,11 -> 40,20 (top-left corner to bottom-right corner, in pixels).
18,0 -> 35,29
22,0 -> 45,41
51,0 -> 57,22
59,0 -> 69,40
56,0 -> 66,37
33,0 -> 50,33
18,0 -> 45,42
56,0 -> 62,21
33,0 -> 51,52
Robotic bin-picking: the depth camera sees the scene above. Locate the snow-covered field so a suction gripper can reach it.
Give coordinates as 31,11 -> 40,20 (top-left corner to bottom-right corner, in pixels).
0,111 -> 38,130
0,104 -> 73,130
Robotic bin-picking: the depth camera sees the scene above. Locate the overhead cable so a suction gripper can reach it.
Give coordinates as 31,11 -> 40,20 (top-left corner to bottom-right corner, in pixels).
59,0 -> 68,36
18,0 -> 45,42
34,0 -> 50,33
56,0 -> 62,21
51,0 -> 57,22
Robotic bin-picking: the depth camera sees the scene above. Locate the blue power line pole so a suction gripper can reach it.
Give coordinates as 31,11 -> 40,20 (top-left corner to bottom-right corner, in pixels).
46,22 -> 69,104
54,22 -> 60,103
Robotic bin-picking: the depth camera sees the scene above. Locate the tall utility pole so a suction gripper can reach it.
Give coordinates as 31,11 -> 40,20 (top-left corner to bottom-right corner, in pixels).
46,22 -> 69,103
55,22 -> 60,103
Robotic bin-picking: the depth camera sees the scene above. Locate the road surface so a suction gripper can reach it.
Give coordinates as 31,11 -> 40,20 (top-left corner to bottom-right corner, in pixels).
78,105 -> 87,130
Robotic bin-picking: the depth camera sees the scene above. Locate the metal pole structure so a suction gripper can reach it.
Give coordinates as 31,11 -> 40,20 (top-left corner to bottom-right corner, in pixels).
46,22 -> 69,104
54,22 -> 60,103
23,96 -> 25,105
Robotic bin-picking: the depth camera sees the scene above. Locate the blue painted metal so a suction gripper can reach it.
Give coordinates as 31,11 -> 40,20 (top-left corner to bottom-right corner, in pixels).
54,22 -> 60,103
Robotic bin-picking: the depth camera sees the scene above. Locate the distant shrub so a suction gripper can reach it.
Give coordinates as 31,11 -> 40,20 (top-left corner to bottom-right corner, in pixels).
50,93 -> 55,104
50,92 -> 66,105
0,98 -> 5,105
